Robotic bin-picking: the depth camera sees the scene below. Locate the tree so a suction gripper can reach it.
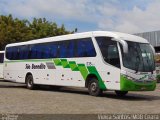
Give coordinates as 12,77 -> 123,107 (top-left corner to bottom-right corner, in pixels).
0,14 -> 76,50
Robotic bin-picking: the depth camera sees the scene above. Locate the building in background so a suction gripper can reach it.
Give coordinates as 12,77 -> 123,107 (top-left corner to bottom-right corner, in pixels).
135,30 -> 160,52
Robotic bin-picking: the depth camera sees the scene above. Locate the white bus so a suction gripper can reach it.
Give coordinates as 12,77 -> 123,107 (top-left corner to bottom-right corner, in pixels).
0,51 -> 4,79
4,31 -> 156,96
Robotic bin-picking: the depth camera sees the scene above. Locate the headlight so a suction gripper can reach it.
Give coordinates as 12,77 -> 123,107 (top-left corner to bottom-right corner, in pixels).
122,74 -> 142,82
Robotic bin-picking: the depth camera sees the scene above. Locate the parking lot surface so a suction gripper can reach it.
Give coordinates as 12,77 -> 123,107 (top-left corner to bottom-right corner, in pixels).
0,80 -> 160,114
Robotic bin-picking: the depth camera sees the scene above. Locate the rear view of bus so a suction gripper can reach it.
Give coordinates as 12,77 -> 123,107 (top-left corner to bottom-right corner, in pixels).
0,51 -> 4,79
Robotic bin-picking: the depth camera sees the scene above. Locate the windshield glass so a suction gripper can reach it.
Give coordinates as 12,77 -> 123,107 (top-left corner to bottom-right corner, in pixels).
121,41 -> 155,72
96,37 -> 120,68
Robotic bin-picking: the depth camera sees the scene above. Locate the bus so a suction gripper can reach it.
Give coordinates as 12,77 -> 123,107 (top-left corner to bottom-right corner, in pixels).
0,51 -> 4,79
4,31 -> 156,96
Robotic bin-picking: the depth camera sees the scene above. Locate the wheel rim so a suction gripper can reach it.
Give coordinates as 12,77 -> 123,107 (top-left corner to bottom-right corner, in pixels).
27,78 -> 32,87
90,82 -> 97,92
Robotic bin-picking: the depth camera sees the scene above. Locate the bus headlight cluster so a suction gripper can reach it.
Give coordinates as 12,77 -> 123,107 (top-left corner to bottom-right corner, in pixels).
122,74 -> 136,81
122,74 -> 155,83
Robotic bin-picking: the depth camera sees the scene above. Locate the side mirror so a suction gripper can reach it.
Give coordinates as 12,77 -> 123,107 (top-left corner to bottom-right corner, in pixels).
112,38 -> 128,53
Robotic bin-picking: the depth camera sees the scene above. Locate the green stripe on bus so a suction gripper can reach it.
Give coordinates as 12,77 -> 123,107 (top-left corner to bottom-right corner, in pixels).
5,58 -> 107,89
53,59 -> 62,66
61,59 -> 70,68
7,58 -> 107,89
87,66 -> 106,90
52,59 -> 107,89
69,61 -> 79,71
77,64 -> 89,80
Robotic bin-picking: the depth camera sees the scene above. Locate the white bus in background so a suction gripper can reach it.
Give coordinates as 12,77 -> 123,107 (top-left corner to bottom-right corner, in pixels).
0,51 -> 4,79
4,31 -> 156,96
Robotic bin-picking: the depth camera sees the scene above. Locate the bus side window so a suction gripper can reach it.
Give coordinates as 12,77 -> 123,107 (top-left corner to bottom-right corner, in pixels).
23,46 -> 29,59
77,40 -> 86,57
6,47 -> 12,60
60,40 -> 76,58
36,45 -> 42,59
96,37 -> 120,68
19,46 -> 26,60
85,39 -> 96,57
67,40 -> 75,58
77,38 -> 96,57
42,44 -> 50,59
30,45 -> 37,59
50,42 -> 59,58
12,47 -> 18,60
59,41 -> 68,58
19,47 -> 23,60
17,47 -> 20,60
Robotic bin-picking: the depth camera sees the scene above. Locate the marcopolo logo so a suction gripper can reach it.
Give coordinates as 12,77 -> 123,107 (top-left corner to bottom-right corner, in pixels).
25,63 -> 46,69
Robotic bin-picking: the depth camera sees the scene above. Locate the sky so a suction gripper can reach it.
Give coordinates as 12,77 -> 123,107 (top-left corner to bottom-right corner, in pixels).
0,0 -> 160,33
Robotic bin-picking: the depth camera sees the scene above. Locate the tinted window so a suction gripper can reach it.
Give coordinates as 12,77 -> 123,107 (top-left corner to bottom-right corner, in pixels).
41,44 -> 50,59
6,38 -> 96,60
76,38 -> 96,57
67,40 -> 75,58
121,41 -> 155,72
96,37 -> 120,68
49,42 -> 59,58
0,53 -> 4,63
23,46 -> 29,59
12,47 -> 18,60
59,41 -> 68,58
19,46 -> 25,59
30,45 -> 38,59
6,47 -> 12,60
59,40 -> 76,58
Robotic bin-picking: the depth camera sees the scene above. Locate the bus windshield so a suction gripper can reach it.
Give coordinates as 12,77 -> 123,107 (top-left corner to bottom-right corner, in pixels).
121,41 -> 155,72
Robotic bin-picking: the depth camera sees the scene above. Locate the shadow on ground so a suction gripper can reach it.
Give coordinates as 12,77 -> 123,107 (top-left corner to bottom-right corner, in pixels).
0,80 -> 160,101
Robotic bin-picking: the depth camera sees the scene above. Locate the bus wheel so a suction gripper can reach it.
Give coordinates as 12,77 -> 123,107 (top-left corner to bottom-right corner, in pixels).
26,75 -> 35,90
115,91 -> 128,97
88,78 -> 102,96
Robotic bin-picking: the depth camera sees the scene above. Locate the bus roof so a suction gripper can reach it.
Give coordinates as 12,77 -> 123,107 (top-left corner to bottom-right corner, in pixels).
6,31 -> 149,47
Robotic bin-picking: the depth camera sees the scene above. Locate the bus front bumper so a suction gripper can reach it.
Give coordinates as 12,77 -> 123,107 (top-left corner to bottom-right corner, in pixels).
120,75 -> 156,91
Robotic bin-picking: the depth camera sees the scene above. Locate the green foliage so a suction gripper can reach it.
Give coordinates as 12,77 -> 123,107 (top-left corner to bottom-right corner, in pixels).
0,14 -> 76,50
157,74 -> 160,83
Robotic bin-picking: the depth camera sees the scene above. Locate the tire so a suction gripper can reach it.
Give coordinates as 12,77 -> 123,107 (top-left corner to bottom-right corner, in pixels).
88,78 -> 102,96
115,91 -> 128,97
26,74 -> 35,90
